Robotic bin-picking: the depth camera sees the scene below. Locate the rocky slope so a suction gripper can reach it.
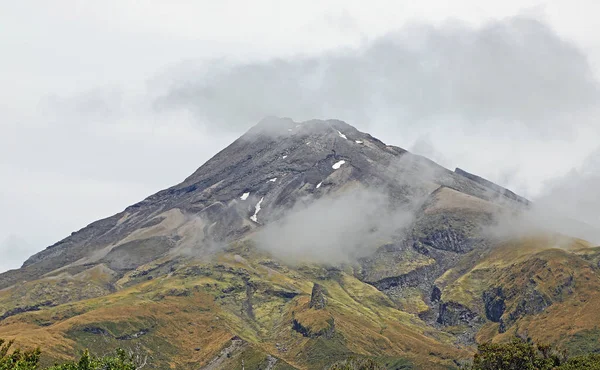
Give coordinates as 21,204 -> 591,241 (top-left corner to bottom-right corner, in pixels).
1,118 -> 599,369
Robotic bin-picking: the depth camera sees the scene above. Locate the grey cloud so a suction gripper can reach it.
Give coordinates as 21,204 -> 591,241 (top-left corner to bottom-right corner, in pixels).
155,17 -> 599,135
152,16 -> 600,205
254,188 -> 414,265
153,15 -> 600,243
409,134 -> 449,167
533,148 -> 600,243
488,147 -> 600,244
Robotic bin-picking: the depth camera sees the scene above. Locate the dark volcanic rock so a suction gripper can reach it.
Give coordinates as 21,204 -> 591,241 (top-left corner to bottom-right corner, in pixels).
265,289 -> 299,299
309,283 -> 326,309
0,301 -> 54,321
437,302 -> 480,327
431,286 -> 442,303
372,264 -> 440,292
482,287 -> 506,323
422,229 -> 472,253
242,279 -> 256,319
503,288 -> 553,331
116,329 -> 150,340
292,317 -> 335,339
82,326 -> 109,335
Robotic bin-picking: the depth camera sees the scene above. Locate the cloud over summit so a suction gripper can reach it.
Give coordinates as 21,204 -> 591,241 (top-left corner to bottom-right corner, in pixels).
157,17 -> 599,134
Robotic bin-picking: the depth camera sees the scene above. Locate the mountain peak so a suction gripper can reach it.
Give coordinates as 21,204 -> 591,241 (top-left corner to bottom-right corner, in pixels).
11,117 -> 524,285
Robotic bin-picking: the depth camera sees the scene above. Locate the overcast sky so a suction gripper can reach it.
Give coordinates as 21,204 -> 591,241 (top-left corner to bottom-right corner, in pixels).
1,1 -> 599,272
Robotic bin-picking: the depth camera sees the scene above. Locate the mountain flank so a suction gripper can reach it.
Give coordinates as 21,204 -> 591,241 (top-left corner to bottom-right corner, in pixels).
1,117 -> 599,369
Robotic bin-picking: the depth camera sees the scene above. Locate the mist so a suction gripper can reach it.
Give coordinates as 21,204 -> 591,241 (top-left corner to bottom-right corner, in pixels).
528,148 -> 600,244
254,187 -> 414,265
157,18 -> 598,132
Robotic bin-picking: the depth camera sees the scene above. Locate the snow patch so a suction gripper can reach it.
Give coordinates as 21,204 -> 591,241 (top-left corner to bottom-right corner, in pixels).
250,197 -> 264,223
269,178 -> 277,182
316,182 -> 322,189
240,192 -> 250,200
355,140 -> 363,144
337,130 -> 347,139
306,142 -> 311,145
332,160 -> 346,169
282,155 -> 288,159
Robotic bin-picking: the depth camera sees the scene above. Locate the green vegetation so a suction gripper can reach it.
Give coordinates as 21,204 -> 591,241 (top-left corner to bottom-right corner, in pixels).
5,334 -> 600,369
327,357 -> 385,370
468,339 -> 600,370
563,328 -> 600,356
3,236 -> 600,369
326,356 -> 414,369
0,339 -> 40,370
0,340 -> 142,370
47,348 -> 141,370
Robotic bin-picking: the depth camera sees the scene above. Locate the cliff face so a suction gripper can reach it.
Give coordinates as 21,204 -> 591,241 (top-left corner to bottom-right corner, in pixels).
1,117 -> 599,370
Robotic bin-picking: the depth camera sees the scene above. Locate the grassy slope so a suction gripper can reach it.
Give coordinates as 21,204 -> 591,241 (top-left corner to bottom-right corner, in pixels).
2,232 -> 599,369
440,236 -> 600,354
0,243 -> 468,369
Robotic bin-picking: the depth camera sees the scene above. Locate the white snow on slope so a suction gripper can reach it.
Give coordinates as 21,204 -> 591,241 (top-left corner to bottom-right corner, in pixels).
269,178 -> 277,182
337,130 -> 347,139
332,160 -> 346,169
250,197 -> 264,223
283,155 -> 288,159
355,140 -> 363,144
240,192 -> 250,200
316,182 -> 322,189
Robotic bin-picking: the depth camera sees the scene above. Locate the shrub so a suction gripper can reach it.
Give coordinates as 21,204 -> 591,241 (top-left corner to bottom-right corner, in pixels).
328,357 -> 385,370
48,349 -> 142,370
469,338 -> 600,370
0,339 -> 40,370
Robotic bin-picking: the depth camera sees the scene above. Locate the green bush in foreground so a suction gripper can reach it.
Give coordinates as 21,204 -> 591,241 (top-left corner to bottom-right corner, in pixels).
0,339 -> 142,370
0,339 -> 40,370
3,336 -> 600,369
47,349 -> 139,370
469,338 -> 600,370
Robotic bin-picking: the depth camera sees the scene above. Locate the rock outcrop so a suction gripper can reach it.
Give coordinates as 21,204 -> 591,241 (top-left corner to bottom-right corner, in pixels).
292,317 -> 335,339
309,283 -> 326,309
437,302 -> 480,327
482,287 -> 506,323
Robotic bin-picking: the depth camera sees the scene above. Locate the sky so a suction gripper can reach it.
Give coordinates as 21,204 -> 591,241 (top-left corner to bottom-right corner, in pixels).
1,1 -> 599,272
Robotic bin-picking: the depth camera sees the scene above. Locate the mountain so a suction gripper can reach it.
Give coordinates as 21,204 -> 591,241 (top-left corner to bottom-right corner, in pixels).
1,118 -> 599,369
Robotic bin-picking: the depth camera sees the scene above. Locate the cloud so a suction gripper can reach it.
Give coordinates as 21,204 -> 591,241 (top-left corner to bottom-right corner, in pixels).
254,187 -> 414,265
484,146 -> 600,244
153,16 -> 600,203
156,17 -> 598,133
533,147 -> 600,243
